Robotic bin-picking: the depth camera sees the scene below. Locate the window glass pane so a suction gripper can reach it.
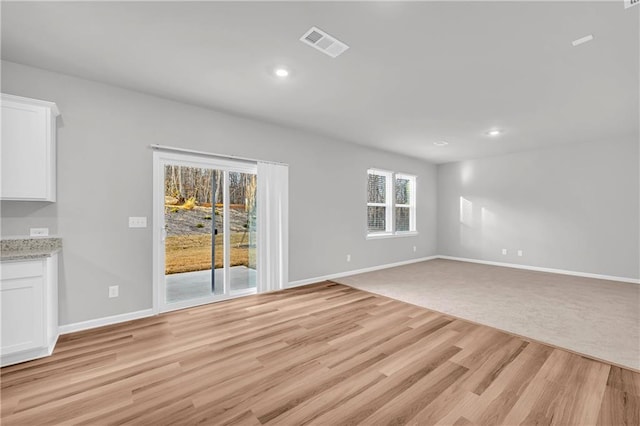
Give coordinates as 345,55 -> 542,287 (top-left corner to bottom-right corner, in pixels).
395,178 -> 410,205
164,165 -> 217,302
368,173 -> 386,203
228,171 -> 257,292
395,207 -> 410,232
368,206 -> 386,232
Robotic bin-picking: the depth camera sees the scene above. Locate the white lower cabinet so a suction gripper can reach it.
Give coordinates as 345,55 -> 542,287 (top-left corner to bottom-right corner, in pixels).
1,254 -> 58,367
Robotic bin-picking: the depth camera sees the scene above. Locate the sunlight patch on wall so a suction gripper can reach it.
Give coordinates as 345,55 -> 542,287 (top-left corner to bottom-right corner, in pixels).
460,196 -> 473,225
459,196 -> 478,250
480,207 -> 496,233
459,197 -> 500,253
480,206 -> 498,256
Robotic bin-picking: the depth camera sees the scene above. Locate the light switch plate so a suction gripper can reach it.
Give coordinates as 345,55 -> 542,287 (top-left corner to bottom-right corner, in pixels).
30,228 -> 49,237
128,217 -> 147,228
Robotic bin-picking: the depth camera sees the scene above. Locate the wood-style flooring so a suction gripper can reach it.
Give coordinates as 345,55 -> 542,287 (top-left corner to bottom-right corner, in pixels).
1,282 -> 638,425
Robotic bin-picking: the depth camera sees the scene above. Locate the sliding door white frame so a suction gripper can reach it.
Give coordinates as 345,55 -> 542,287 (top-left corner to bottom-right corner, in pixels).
152,150 -> 257,314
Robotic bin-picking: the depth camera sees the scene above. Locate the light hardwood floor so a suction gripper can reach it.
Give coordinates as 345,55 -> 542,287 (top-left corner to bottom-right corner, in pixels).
1,282 -> 638,425
335,259 -> 640,370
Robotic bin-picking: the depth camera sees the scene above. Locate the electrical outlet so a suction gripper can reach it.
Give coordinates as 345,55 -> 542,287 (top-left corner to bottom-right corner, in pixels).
129,217 -> 147,228
108,286 -> 119,298
413,246 -> 417,252
502,248 -> 508,255
346,254 -> 351,262
517,250 -> 523,257
30,227 -> 49,237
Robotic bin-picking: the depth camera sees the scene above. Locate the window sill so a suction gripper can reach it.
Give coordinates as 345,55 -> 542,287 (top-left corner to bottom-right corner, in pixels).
366,231 -> 419,240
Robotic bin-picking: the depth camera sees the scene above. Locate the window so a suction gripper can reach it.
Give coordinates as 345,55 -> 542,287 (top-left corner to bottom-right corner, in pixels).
367,169 -> 416,237
367,169 -> 392,233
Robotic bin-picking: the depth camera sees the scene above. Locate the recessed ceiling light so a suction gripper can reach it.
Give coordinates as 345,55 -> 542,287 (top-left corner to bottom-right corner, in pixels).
486,129 -> 502,137
274,68 -> 289,78
433,141 -> 449,146
572,35 -> 594,47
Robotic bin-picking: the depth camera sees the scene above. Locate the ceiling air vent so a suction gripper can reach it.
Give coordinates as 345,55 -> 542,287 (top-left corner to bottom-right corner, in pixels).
300,27 -> 349,58
625,0 -> 639,8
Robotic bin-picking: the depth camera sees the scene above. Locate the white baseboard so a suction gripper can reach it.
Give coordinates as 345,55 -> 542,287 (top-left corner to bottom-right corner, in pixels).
437,255 -> 640,284
56,254 -> 637,337
1,344 -> 55,367
286,255 -> 439,288
58,308 -> 155,335
57,257 -> 437,336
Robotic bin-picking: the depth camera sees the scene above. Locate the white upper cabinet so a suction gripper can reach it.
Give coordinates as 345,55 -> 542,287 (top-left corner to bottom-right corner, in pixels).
1,94 -> 60,201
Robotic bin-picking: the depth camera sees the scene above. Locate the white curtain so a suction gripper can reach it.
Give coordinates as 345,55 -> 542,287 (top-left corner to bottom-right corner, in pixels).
257,162 -> 289,293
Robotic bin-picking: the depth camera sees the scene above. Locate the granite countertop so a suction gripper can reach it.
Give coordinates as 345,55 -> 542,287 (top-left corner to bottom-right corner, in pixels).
0,238 -> 62,261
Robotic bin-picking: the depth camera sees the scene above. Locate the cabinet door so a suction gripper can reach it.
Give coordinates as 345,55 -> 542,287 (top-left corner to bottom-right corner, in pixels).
0,261 -> 45,355
1,98 -> 54,200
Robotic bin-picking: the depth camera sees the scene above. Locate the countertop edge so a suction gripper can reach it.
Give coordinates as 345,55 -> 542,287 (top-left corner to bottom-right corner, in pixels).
1,247 -> 62,261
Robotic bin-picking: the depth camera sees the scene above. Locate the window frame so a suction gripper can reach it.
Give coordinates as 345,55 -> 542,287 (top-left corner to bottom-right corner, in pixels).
394,173 -> 417,235
366,169 -> 417,239
366,169 -> 393,235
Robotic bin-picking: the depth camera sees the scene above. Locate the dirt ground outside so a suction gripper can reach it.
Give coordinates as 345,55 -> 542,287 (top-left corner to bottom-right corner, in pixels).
164,205 -> 255,274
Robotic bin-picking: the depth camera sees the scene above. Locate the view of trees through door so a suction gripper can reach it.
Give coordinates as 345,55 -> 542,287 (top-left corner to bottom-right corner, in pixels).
164,165 -> 257,280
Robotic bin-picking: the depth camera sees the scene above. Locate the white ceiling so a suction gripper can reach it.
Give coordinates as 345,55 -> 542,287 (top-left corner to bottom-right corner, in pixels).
1,1 -> 638,164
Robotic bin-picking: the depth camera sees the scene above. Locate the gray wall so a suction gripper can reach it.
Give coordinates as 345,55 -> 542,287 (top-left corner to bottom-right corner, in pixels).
3,59 -> 637,328
437,139 -> 640,279
1,61 -> 438,325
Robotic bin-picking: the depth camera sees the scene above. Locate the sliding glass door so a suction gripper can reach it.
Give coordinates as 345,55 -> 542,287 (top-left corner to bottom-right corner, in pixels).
227,171 -> 258,292
154,151 -> 257,312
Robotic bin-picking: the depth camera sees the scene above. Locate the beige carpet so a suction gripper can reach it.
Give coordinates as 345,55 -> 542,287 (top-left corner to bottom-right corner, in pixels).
334,258 -> 640,370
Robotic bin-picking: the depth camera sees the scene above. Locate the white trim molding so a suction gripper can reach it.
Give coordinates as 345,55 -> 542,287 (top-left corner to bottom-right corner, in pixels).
366,231 -> 419,240
149,144 -> 287,166
287,256 -> 438,288
437,256 -> 640,285
1,336 -> 59,367
56,254 -> 637,338
58,309 -> 155,335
